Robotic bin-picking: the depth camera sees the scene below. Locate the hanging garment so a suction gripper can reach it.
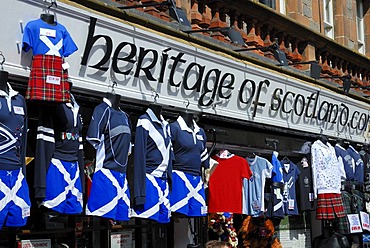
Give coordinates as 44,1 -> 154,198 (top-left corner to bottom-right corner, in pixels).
347,145 -> 364,184
209,152 -> 252,214
22,18 -> 78,102
266,152 -> 285,218
242,156 -> 272,216
311,140 -> 342,198
335,144 -> 353,181
281,157 -> 300,215
34,97 -> 84,214
360,148 -> 370,192
131,108 -> 172,223
0,84 -> 30,228
170,116 -> 209,217
297,157 -> 316,211
85,98 -> 131,220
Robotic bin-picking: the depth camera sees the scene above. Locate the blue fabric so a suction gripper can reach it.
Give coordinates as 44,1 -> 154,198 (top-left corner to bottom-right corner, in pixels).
87,99 -> 131,173
243,156 -> 272,216
347,145 -> 364,183
43,159 -> 83,214
281,158 -> 300,215
86,169 -> 131,221
170,116 -> 209,176
133,108 -> 172,205
0,89 -> 27,171
0,168 -> 30,228
132,174 -> 170,223
335,144 -> 355,181
22,18 -> 77,57
170,170 -> 206,217
271,153 -> 283,183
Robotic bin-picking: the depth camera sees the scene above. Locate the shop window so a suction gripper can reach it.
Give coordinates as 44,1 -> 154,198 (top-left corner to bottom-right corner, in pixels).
356,0 -> 365,54
323,0 -> 334,39
259,0 -> 276,9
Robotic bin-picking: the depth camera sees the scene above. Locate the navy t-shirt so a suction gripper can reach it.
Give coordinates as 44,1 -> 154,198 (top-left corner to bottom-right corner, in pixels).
170,116 -> 209,176
87,98 -> 131,173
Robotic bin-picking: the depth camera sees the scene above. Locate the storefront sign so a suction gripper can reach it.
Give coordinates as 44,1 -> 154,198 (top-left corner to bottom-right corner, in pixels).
19,239 -> 51,248
110,231 -> 133,248
2,0 -> 370,141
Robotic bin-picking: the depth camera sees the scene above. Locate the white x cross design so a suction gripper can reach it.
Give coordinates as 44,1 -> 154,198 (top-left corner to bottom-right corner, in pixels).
42,159 -> 82,209
40,36 -> 63,57
131,174 -> 170,219
86,168 -> 130,217
0,171 -> 29,213
171,170 -> 205,212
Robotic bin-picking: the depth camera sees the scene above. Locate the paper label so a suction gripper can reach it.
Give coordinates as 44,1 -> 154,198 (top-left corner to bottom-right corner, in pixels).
40,28 -> 56,37
62,62 -> 70,70
252,200 -> 261,211
309,193 -> 314,202
201,206 -> 208,215
13,106 -> 25,115
77,192 -> 83,204
22,207 -> 30,218
288,199 -> 295,210
46,75 -> 61,85
348,214 -> 363,233
360,211 -> 370,231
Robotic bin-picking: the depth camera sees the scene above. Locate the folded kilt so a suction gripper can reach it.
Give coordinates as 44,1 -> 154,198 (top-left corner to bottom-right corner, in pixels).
26,55 -> 70,102
316,193 -> 345,220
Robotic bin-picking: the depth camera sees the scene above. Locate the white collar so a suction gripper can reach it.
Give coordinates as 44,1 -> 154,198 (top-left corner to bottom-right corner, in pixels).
335,144 -> 346,150
146,108 -> 166,125
177,116 -> 200,134
0,83 -> 18,98
103,97 -> 112,107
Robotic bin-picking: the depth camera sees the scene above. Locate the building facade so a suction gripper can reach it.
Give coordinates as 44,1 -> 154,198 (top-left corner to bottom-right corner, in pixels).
0,0 -> 369,247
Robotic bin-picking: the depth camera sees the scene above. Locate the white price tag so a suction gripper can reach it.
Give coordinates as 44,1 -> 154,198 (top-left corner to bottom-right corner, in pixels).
360,211 -> 370,231
40,28 -> 56,37
288,199 -> 295,210
62,62 -> 70,70
348,214 -> 363,233
46,75 -> 61,85
22,207 -> 30,218
13,106 -> 25,115
201,206 -> 208,215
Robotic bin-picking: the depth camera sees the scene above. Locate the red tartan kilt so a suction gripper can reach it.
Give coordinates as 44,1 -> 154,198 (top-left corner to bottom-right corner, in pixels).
26,55 -> 70,102
316,193 -> 345,220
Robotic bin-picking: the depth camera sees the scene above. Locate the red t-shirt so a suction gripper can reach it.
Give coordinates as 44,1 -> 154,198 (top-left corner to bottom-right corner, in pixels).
209,154 -> 252,214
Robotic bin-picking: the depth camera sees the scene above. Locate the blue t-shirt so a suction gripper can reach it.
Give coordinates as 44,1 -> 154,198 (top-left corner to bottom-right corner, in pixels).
347,145 -> 364,184
22,18 -> 78,57
170,116 -> 209,176
0,85 -> 27,171
281,158 -> 300,215
133,108 -> 173,205
335,144 -> 354,181
271,152 -> 283,183
242,156 -> 273,216
86,98 -> 131,173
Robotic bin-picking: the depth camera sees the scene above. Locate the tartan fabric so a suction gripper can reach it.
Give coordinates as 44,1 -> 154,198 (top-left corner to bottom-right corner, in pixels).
316,193 -> 345,220
352,189 -> 364,213
26,55 -> 70,102
337,191 -> 352,234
